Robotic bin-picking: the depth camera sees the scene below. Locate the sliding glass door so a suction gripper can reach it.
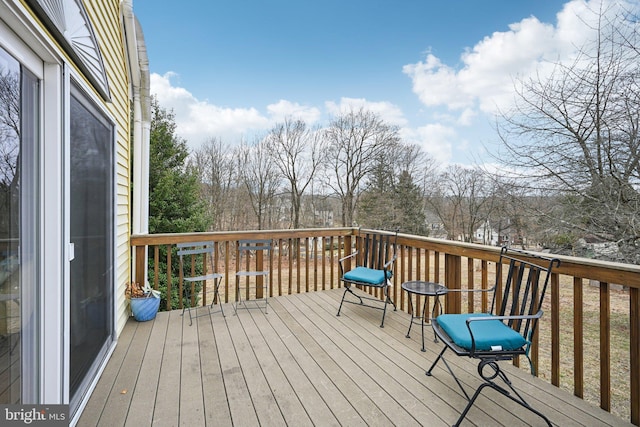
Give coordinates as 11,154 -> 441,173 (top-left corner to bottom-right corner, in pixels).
69,83 -> 114,409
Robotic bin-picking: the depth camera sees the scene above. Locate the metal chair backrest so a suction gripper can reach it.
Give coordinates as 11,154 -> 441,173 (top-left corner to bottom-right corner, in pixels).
177,241 -> 215,277
359,231 -> 397,270
236,239 -> 272,273
490,247 -> 560,342
177,241 -> 214,259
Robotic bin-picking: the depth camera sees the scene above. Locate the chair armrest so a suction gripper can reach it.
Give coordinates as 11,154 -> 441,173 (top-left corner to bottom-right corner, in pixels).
338,251 -> 358,263
466,312 -> 543,324
382,253 -> 397,270
339,251 -> 359,276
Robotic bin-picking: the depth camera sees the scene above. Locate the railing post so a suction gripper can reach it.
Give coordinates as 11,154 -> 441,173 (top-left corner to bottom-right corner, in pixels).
444,253 -> 461,314
135,245 -> 145,286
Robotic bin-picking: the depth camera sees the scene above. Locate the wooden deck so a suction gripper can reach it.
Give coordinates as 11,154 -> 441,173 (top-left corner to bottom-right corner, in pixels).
77,289 -> 630,426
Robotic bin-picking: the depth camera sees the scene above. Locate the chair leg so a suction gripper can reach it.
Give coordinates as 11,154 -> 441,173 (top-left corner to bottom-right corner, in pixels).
210,279 -> 225,317
386,280 -> 397,312
380,300 -> 387,328
183,306 -> 192,326
426,346 -> 447,375
337,285 -> 362,316
182,288 -> 194,326
427,346 -> 471,401
234,280 -> 240,315
379,285 -> 396,328
453,382 -> 491,427
452,360 -> 552,427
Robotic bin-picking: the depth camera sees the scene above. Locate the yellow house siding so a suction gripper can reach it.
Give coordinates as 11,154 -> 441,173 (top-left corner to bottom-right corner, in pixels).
82,0 -> 132,335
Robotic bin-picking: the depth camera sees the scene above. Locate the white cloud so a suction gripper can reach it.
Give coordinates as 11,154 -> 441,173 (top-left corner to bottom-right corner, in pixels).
325,97 -> 408,126
266,100 -> 322,124
402,54 -> 474,110
151,72 -> 270,147
403,0 -> 626,116
400,124 -> 457,165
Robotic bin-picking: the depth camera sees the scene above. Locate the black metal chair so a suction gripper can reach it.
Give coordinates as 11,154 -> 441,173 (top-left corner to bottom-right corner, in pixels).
234,239 -> 271,314
426,246 -> 560,427
336,230 -> 397,327
177,241 -> 224,325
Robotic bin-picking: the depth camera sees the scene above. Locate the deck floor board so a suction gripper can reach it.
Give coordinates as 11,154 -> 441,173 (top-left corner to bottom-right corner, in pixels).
79,289 -> 632,427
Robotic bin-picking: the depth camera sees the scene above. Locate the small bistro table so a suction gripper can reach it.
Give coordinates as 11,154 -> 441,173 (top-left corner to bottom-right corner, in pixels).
401,281 -> 447,352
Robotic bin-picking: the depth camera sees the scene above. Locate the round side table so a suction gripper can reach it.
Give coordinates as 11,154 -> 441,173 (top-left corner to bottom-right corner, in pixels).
402,281 -> 447,351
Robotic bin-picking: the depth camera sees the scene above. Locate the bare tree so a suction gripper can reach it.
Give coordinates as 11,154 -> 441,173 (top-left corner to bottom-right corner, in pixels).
496,3 -> 640,263
265,118 -> 325,229
425,165 -> 496,242
236,138 -> 281,230
323,107 -> 400,226
0,68 -> 20,188
191,137 -> 235,230
0,65 -> 20,238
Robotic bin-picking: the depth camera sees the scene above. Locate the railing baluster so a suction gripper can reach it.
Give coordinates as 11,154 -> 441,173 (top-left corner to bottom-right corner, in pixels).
314,238 -> 318,291
338,236 -> 342,289
167,246 -> 172,310
321,237 -> 326,291
468,257 -> 475,313
304,237 -> 311,292
153,245 -> 159,292
277,239 -> 283,296
631,287 -> 639,425
552,272 -> 560,387
481,259 -> 488,312
601,281 -> 611,412
224,241 -> 230,303
574,277 -> 584,398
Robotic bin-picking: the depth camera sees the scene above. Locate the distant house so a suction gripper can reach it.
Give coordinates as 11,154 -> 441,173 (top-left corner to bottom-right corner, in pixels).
0,0 -> 150,423
314,209 -> 334,227
424,210 -> 447,239
474,219 -> 511,246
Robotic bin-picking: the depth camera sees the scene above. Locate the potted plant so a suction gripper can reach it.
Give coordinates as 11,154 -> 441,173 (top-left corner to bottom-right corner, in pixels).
126,282 -> 161,321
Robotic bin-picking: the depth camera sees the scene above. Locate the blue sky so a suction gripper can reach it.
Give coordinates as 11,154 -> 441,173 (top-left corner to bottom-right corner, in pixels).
134,0 -> 628,165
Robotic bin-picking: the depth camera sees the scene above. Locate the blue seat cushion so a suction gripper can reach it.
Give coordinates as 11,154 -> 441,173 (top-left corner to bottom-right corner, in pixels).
437,313 -> 528,351
343,266 -> 391,285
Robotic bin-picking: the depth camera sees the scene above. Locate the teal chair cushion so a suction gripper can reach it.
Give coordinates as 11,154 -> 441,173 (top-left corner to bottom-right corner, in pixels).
343,266 -> 391,285
437,313 -> 528,351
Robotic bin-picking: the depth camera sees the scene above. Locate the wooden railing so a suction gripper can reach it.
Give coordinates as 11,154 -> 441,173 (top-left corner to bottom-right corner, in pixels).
131,227 -> 640,425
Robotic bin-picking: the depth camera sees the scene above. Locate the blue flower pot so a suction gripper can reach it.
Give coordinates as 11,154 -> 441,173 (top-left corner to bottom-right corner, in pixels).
130,296 -> 160,321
